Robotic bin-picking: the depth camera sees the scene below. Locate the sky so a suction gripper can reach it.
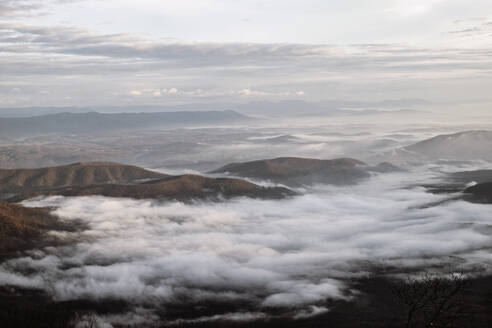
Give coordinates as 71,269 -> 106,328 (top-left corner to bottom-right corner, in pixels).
1,0 -> 492,108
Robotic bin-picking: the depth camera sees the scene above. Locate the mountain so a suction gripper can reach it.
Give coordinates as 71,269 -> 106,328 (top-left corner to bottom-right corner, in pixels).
405,131 -> 492,159
0,110 -> 249,138
449,170 -> 492,184
423,169 -> 492,195
464,182 -> 492,203
211,157 -> 378,186
0,202 -> 60,256
377,130 -> 492,163
0,162 -> 167,194
0,99 -> 429,119
11,174 -> 294,201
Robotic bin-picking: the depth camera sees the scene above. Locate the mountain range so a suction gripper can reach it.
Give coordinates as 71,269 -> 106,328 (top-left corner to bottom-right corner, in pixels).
11,174 -> 294,202
0,99 -> 429,118
379,130 -> 492,163
0,162 -> 167,194
0,157 -> 404,201
1,130 -> 491,202
0,162 -> 294,202
0,110 -> 249,138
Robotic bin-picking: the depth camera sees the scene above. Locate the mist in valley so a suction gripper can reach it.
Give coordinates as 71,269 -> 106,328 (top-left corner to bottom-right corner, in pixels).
0,159 -> 490,326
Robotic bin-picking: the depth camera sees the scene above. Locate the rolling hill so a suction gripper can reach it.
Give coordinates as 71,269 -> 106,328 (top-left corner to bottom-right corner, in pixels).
11,174 -> 294,201
0,162 -> 168,194
211,157 -> 380,186
379,130 -> 492,163
0,202 -> 60,256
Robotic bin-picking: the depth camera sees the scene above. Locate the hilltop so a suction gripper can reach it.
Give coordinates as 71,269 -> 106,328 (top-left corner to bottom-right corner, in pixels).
11,174 -> 294,201
211,157 -> 396,186
0,162 -> 167,194
378,130 -> 492,163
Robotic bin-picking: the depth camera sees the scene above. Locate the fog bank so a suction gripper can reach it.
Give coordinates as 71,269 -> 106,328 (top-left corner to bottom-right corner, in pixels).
0,168 -> 491,324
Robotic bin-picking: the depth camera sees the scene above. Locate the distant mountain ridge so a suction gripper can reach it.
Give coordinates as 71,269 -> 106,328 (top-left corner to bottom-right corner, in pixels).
405,130 -> 492,157
0,110 -> 249,138
376,130 -> 492,163
0,99 -> 428,118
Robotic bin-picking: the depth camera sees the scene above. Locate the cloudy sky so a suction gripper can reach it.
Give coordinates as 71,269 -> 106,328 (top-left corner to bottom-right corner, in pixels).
1,0 -> 492,108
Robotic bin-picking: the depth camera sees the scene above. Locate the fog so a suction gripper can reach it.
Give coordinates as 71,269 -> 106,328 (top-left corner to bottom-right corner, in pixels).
2,108 -> 492,171
0,165 -> 491,325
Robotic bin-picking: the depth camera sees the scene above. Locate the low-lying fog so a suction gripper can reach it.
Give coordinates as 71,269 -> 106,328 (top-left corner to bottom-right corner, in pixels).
1,163 -> 491,325
2,111 -> 492,171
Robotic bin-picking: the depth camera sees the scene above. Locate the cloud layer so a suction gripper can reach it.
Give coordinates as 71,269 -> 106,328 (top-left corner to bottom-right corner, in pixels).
1,0 -> 492,111
1,19 -> 492,108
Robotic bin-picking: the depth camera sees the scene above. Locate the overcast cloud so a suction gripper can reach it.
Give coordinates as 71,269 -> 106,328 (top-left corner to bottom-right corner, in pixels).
0,0 -> 492,109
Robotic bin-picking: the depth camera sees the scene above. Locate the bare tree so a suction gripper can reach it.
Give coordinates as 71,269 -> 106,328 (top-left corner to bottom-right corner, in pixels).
70,312 -> 97,328
390,273 -> 469,328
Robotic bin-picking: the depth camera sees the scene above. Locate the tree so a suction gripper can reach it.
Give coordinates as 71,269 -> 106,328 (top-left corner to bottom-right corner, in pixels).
390,273 -> 469,328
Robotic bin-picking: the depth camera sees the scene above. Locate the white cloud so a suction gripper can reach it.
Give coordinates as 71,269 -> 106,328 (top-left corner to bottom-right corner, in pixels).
387,0 -> 446,17
123,87 -> 305,100
237,89 -> 306,98
238,89 -> 266,97
0,19 -> 492,107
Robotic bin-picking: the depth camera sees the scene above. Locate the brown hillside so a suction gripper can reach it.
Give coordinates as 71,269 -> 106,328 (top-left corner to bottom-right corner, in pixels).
211,157 -> 370,186
0,162 -> 167,193
12,174 -> 294,201
0,202 -> 59,256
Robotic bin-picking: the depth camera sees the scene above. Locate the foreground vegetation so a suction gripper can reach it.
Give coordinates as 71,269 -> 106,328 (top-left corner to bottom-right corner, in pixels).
1,273 -> 492,328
